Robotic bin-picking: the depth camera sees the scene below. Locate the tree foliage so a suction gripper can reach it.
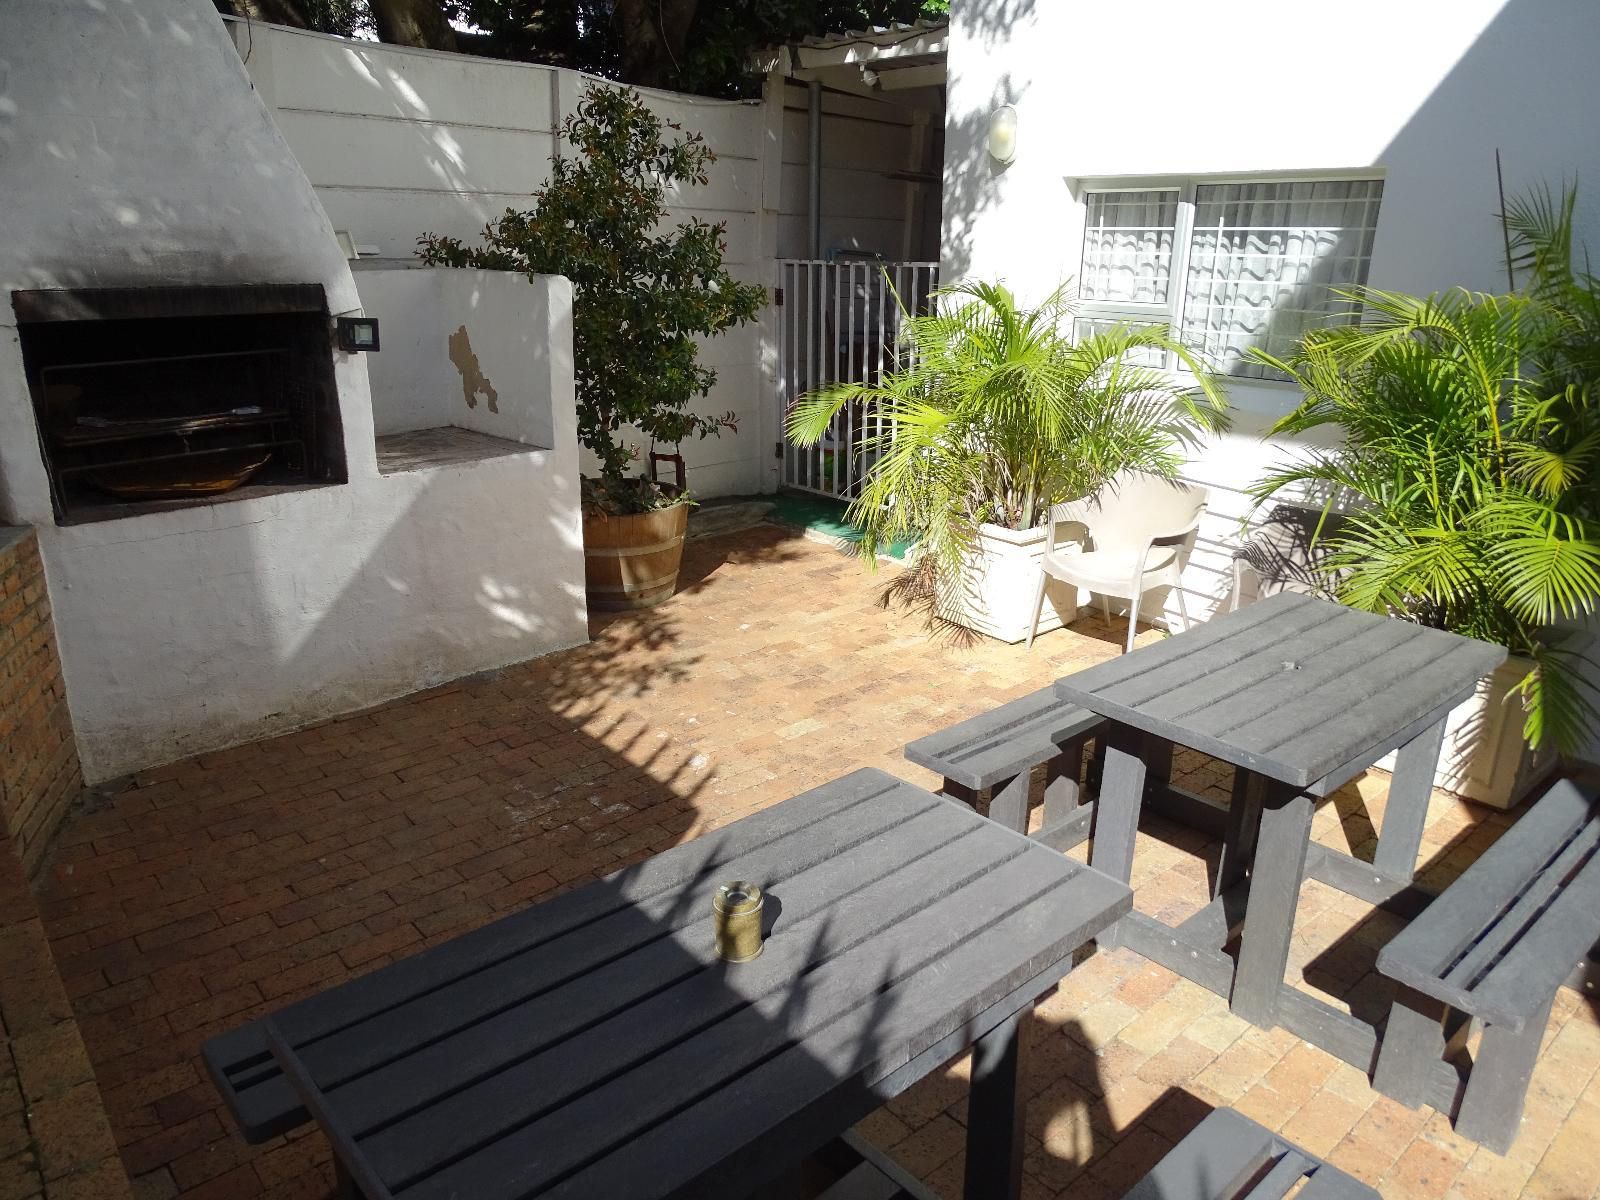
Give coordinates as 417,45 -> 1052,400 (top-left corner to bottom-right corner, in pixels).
418,85 -> 765,512
1249,184 -> 1600,753
216,0 -> 947,95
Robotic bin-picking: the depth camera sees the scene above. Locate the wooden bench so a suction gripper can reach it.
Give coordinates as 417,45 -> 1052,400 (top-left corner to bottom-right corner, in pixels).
903,686 -> 1105,847
1372,777 -> 1600,1153
1128,1107 -> 1378,1199
202,1020 -> 304,1143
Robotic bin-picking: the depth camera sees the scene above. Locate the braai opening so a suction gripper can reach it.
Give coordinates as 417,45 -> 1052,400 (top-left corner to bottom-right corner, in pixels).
11,284 -> 347,525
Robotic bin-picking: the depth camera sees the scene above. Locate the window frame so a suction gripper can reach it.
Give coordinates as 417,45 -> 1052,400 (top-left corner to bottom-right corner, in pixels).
1073,170 -> 1385,381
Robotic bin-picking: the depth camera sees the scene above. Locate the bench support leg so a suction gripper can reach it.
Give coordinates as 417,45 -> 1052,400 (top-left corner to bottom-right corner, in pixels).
964,1004 -> 1028,1200
940,779 -> 978,808
1372,985 -> 1450,1108
1230,782 -> 1310,1026
1373,716 -> 1448,881
988,771 -> 1030,835
1215,769 -> 1265,899
1089,725 -> 1145,949
1455,994 -> 1555,1155
1043,735 -> 1087,826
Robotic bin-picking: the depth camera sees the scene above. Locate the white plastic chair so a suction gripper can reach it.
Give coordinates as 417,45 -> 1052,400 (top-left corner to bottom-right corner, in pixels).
1026,474 -> 1209,653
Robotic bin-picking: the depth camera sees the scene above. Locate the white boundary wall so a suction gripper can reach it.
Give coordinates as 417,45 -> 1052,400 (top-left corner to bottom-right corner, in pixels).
226,20 -> 930,498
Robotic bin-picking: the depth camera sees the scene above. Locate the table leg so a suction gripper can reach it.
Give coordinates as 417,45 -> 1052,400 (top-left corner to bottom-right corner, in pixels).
1214,769 -> 1266,899
1230,783 -> 1311,1026
1141,734 -> 1174,799
1089,725 -> 1145,950
1372,717 -> 1448,881
963,1005 -> 1028,1200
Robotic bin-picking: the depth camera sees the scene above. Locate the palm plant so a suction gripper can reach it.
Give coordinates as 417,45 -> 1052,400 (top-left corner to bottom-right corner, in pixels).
787,279 -> 1227,623
1250,187 -> 1600,753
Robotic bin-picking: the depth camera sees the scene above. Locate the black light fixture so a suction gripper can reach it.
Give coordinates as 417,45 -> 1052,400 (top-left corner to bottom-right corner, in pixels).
336,315 -> 380,353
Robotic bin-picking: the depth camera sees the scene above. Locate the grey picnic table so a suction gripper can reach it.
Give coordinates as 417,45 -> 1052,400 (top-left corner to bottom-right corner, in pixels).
1053,591 -> 1505,1075
254,767 -> 1130,1200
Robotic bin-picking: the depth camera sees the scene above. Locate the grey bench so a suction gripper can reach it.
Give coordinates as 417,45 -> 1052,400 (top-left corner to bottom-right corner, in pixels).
903,686 -> 1105,847
202,1020 -> 304,1143
1128,1107 -> 1378,1199
1372,778 -> 1600,1153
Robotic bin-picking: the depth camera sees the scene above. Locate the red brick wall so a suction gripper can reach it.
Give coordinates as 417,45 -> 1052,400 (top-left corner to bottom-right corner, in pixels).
0,529 -> 82,875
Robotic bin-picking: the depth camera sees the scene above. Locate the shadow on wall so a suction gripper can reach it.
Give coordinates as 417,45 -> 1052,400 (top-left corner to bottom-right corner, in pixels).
940,0 -> 1037,282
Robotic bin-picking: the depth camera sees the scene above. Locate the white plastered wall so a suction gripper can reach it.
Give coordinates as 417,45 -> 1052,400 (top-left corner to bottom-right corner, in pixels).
225,21 -> 930,498
0,0 -> 586,780
943,0 -> 1600,757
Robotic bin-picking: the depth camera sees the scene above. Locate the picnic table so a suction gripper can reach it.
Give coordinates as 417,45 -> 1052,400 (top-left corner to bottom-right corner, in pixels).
1053,591 -> 1505,1082
238,767 -> 1129,1200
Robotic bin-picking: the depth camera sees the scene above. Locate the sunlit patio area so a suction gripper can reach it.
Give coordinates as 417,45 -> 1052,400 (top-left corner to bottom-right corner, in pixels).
21,523 -> 1597,1200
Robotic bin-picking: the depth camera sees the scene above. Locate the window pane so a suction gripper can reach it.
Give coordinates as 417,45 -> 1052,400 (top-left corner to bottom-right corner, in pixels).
1081,190 -> 1180,304
1180,179 -> 1382,379
1072,315 -> 1169,368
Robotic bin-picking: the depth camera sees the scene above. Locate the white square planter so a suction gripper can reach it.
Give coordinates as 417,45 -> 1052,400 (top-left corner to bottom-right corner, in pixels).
1373,654 -> 1557,810
934,522 -> 1080,644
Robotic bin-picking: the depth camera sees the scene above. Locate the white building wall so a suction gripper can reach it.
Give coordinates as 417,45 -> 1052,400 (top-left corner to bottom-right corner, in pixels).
228,23 -> 928,499
944,0 -> 1600,757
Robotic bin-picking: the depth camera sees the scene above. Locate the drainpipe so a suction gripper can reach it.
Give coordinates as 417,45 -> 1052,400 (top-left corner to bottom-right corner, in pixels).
808,80 -> 822,259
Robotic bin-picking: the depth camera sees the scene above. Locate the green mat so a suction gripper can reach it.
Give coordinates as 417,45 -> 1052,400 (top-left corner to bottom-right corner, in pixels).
764,491 -> 912,561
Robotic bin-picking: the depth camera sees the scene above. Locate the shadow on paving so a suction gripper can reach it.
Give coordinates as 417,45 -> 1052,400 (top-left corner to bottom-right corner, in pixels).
29,522 -> 1166,1199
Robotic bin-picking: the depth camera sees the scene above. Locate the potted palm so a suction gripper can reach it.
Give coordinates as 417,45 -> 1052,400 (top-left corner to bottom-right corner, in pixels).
419,85 -> 764,609
1249,185 -> 1600,807
788,281 -> 1228,641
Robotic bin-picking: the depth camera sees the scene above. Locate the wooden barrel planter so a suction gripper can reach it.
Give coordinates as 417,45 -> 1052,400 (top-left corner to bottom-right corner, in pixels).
582,503 -> 690,611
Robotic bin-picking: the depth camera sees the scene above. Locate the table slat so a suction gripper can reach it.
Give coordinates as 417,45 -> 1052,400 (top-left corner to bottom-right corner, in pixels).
349,811 -> 998,1164
416,865 -> 1127,1200
271,769 -> 897,1046
293,779 -> 939,1088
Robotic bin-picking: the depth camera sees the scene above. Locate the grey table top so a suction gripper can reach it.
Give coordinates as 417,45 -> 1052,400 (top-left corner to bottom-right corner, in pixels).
1054,592 -> 1506,788
263,767 -> 1131,1200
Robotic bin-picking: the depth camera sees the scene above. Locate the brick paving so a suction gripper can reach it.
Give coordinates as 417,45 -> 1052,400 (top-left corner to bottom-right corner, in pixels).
29,522 -> 1600,1200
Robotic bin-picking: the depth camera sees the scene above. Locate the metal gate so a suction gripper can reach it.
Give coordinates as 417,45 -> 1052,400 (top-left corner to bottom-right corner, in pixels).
776,259 -> 939,498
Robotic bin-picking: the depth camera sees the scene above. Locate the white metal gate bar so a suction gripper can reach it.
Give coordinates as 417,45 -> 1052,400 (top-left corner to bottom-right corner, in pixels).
777,259 -> 939,499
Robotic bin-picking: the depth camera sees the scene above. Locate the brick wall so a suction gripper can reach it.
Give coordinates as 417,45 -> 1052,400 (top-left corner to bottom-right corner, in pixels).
0,529 -> 81,876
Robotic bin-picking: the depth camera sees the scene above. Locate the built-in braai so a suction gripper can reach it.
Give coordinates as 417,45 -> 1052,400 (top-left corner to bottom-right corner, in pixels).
11,284 -> 346,524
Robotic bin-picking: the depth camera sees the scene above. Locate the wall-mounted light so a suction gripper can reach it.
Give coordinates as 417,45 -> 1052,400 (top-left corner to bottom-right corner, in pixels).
988,104 -> 1018,165
336,316 -> 380,353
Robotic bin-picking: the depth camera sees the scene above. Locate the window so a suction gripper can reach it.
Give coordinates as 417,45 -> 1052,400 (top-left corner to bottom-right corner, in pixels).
1077,178 -> 1383,379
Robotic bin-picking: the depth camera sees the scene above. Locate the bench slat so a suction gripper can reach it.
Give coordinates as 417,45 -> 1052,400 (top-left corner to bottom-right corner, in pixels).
903,687 -> 1102,791
1470,846 -> 1600,1030
1125,1108 -> 1377,1200
1442,818 -> 1600,996
1378,779 -> 1597,997
200,1021 -> 306,1144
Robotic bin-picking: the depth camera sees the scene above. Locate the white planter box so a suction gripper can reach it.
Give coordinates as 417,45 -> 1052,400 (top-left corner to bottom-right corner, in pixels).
935,522 -> 1080,644
1374,654 -> 1557,810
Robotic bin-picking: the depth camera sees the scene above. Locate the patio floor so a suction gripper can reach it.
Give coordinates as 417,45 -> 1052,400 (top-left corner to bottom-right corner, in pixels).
33,521 -> 1600,1200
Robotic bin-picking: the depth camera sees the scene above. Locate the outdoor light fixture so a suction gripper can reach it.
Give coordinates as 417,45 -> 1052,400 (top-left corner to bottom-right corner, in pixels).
988,104 -> 1018,165
336,316 -> 380,353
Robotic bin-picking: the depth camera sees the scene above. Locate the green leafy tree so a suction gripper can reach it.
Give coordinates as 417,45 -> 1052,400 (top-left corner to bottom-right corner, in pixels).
788,280 -> 1227,622
1250,185 -> 1600,753
419,84 -> 765,512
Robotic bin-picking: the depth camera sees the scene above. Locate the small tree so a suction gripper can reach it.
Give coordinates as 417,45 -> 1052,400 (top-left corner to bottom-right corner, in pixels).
418,84 -> 765,513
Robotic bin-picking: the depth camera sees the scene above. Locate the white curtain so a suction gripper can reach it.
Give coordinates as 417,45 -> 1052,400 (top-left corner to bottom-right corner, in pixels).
1181,179 -> 1382,379
1081,190 -> 1180,304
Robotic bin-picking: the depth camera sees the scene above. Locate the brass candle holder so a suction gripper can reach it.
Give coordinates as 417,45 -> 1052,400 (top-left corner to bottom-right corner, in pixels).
713,880 -> 764,963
